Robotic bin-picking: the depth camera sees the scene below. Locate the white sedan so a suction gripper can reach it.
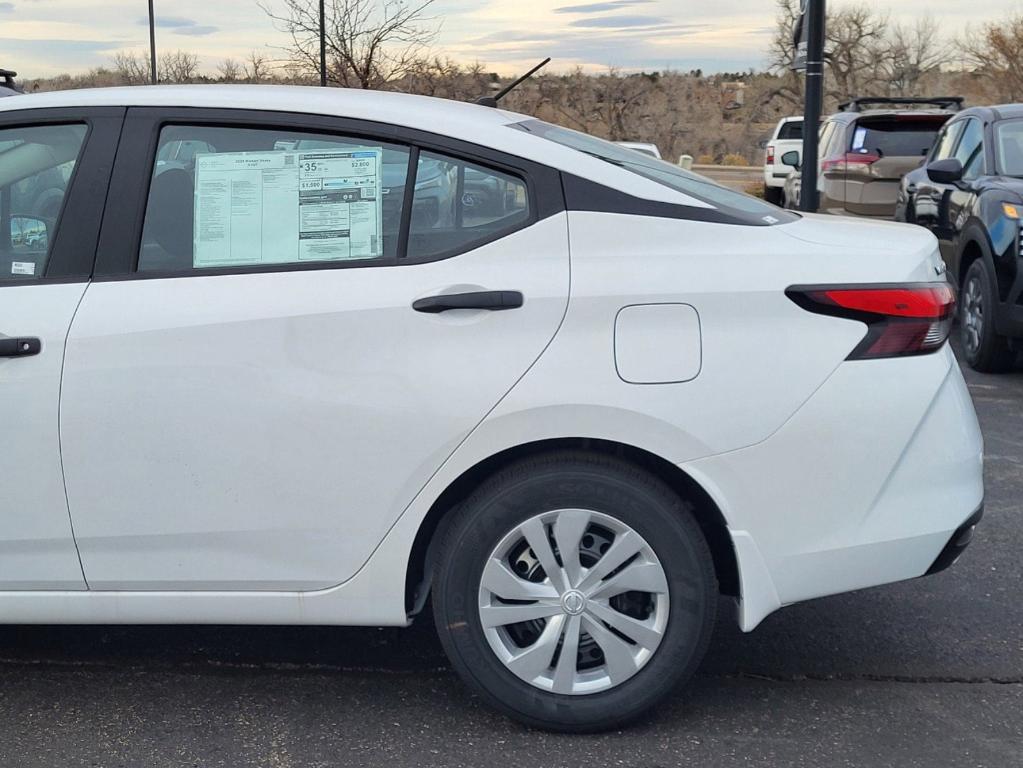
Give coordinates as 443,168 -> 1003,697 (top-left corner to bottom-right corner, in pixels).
0,86 -> 982,731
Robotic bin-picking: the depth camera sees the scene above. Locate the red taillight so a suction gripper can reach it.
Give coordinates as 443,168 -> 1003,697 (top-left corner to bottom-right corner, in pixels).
787,283 -> 955,360
821,151 -> 880,173
767,146 -> 776,165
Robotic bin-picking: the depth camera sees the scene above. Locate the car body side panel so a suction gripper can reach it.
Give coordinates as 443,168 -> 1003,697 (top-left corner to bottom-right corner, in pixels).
60,214 -> 570,592
689,346 -> 982,628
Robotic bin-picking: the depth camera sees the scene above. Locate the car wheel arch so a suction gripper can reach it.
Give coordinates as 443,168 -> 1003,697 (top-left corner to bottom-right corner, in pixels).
956,227 -> 994,290
403,436 -> 740,617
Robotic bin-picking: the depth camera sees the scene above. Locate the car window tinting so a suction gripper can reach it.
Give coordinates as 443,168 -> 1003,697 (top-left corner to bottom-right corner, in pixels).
512,119 -> 797,225
994,119 -> 1023,177
0,123 -> 87,282
777,121 -> 803,141
953,119 -> 985,180
849,118 -> 945,158
406,152 -> 529,261
138,125 -> 411,273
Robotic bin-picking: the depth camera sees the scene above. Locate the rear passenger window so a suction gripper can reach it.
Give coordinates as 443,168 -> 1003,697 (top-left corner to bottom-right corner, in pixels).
407,152 -> 529,261
139,125 -> 411,272
0,123 -> 87,281
777,121 -> 803,141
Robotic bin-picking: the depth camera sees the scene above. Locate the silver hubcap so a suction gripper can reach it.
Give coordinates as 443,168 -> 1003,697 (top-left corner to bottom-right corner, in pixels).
962,275 -> 983,355
478,509 -> 669,695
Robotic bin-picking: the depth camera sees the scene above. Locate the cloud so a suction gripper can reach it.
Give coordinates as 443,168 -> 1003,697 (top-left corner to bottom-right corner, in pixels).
134,15 -> 217,35
570,15 -> 670,28
0,2 -> 14,11
173,25 -> 218,36
553,0 -> 652,12
138,16 -> 198,29
0,37 -> 118,55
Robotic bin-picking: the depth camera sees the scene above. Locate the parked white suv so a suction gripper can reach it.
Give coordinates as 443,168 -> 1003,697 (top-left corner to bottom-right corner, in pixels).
763,116 -> 804,204
0,86 -> 983,732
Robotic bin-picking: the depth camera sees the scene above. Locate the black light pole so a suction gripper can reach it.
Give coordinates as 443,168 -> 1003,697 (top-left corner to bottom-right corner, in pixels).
319,0 -> 327,86
148,0 -> 158,84
798,0 -> 825,212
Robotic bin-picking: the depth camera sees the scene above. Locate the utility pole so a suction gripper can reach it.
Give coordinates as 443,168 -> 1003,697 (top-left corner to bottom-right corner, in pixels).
148,0 -> 158,84
793,0 -> 826,212
319,0 -> 327,87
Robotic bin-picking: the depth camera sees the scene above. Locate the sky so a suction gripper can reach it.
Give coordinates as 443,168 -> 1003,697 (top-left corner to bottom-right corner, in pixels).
0,0 -> 1015,79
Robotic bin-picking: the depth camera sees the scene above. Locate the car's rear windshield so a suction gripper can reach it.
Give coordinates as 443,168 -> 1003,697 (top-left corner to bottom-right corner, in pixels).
777,121 -> 803,141
850,117 -> 946,158
511,119 -> 797,226
994,119 -> 1023,177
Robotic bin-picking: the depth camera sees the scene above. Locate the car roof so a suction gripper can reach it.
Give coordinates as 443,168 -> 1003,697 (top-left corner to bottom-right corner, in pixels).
0,84 -> 524,132
0,84 -> 710,209
957,104 -> 1023,122
828,108 -> 956,124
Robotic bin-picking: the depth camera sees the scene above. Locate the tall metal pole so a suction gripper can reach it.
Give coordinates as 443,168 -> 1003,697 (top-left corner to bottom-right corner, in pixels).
148,0 -> 158,84
319,0 -> 327,87
799,0 -> 825,212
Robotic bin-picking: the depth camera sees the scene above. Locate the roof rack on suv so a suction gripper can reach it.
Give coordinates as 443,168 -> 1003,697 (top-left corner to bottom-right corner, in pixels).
838,96 -> 964,113
1,69 -> 22,92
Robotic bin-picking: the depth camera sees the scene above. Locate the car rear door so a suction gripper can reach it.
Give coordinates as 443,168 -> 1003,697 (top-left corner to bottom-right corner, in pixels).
59,108 -> 569,591
0,107 -> 121,589
843,114 -> 948,217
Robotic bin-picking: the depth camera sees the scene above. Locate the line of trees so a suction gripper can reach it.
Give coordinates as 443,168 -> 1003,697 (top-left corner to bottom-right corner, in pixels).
16,1 -> 1023,164
767,0 -> 1023,107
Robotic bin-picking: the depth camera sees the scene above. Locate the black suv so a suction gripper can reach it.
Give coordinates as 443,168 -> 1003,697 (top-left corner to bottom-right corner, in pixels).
896,104 -> 1023,371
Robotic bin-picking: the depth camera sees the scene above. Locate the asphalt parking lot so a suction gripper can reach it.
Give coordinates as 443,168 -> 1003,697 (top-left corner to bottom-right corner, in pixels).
0,345 -> 1020,768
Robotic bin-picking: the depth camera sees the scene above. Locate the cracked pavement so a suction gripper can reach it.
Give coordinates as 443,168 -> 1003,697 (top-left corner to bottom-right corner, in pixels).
0,343 -> 1020,768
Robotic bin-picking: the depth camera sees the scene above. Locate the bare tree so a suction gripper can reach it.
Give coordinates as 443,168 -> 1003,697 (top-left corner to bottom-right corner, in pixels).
764,0 -> 805,109
960,12 -> 1023,102
824,3 -> 890,102
218,58 -> 242,82
261,0 -> 438,89
159,50 -> 200,83
766,2 -> 944,109
244,50 -> 271,82
887,17 -> 947,97
112,51 -> 151,85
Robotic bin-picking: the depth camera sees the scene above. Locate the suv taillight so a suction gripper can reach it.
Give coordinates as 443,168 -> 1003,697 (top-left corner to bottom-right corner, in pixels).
767,146 -> 776,165
787,283 -> 955,359
822,151 -> 881,173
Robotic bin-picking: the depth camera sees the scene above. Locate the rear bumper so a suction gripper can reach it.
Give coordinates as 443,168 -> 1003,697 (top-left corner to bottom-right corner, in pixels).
925,504 -> 983,576
686,344 -> 985,631
764,169 -> 794,187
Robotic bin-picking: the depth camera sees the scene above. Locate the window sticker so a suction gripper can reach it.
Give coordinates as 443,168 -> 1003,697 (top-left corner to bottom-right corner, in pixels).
852,126 -> 868,151
11,261 -> 35,275
192,148 -> 384,268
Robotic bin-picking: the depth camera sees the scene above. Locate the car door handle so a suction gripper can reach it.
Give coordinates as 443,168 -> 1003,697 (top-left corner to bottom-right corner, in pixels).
412,291 -> 524,314
0,337 -> 41,357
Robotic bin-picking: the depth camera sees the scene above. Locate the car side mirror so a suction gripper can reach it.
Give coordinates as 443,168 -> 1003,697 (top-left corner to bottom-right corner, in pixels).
926,158 -> 964,185
9,215 -> 49,252
781,151 -> 801,172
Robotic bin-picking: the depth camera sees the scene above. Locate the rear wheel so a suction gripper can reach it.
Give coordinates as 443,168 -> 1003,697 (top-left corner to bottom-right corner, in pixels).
961,258 -> 1015,372
432,452 -> 717,732
763,185 -> 783,205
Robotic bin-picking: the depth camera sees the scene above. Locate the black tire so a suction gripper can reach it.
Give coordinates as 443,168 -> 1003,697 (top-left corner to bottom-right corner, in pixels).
432,451 -> 717,732
960,258 -> 1015,373
763,185 -> 783,205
